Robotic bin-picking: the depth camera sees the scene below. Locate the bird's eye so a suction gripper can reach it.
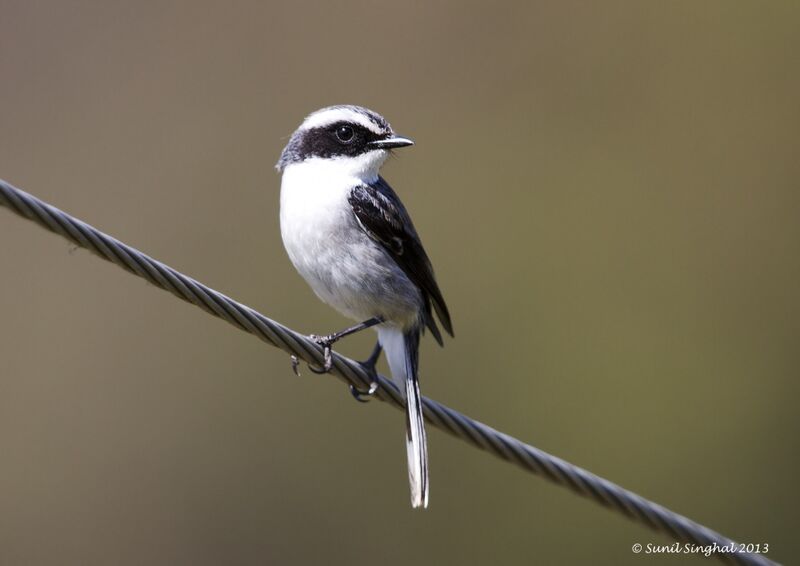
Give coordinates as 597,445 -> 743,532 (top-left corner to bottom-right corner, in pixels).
335,125 -> 355,142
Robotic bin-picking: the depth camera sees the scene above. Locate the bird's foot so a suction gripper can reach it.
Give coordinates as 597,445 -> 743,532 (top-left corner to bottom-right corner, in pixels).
307,333 -> 337,374
350,381 -> 379,403
289,334 -> 382,404
288,334 -> 336,376
350,341 -> 382,402
289,318 -> 385,377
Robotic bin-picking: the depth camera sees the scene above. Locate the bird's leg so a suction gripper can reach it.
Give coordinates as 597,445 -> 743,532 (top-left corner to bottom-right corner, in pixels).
350,341 -> 382,402
306,316 -> 384,374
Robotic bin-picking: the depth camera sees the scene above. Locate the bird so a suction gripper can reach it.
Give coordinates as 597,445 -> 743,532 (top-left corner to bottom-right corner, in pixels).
276,105 -> 453,508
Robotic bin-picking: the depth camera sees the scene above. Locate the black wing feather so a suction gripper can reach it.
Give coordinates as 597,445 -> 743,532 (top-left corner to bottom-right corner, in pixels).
348,177 -> 453,344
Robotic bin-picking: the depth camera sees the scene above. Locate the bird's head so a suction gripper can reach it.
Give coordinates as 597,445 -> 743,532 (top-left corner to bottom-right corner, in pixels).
277,105 -> 413,180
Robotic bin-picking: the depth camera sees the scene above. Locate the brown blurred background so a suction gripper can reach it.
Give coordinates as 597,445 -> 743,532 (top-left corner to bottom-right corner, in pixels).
1,2 -> 798,564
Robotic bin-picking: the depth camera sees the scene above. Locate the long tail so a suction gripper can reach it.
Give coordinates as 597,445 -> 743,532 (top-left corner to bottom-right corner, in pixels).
378,325 -> 428,508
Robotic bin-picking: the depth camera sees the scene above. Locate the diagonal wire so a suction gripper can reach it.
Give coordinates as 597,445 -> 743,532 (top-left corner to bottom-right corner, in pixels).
0,178 -> 778,566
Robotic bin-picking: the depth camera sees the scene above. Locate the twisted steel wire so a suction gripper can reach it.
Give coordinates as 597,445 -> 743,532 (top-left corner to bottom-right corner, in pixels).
0,178 -> 777,566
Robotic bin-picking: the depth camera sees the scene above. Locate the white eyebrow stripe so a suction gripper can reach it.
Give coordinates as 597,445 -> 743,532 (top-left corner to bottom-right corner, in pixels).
300,107 -> 384,134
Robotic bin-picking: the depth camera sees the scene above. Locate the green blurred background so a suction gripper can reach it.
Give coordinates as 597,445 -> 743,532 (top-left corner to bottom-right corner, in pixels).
1,2 -> 797,564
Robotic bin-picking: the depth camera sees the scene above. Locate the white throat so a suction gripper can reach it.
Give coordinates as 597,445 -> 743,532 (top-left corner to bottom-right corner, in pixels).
284,150 -> 389,185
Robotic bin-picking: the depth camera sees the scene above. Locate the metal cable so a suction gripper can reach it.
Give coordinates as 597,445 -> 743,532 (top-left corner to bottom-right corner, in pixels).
0,178 -> 777,566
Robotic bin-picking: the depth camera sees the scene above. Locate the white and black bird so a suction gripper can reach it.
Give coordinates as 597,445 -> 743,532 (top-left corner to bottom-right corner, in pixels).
277,105 -> 453,508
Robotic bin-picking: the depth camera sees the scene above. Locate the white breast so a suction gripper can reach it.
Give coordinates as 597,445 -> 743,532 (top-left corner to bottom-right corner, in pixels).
280,159 -> 354,286
279,158 -> 422,327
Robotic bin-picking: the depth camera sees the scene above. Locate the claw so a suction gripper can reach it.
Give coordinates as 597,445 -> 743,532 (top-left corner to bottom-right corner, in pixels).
348,341 -> 382,402
308,361 -> 328,374
307,335 -> 335,373
350,381 -> 379,402
289,334 -> 332,376
290,355 -> 301,377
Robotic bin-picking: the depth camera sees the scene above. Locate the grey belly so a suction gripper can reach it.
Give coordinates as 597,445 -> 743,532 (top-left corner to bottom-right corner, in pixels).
288,220 -> 422,327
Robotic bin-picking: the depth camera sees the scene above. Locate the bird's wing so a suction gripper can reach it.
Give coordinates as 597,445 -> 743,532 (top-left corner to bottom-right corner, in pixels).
348,177 -> 453,344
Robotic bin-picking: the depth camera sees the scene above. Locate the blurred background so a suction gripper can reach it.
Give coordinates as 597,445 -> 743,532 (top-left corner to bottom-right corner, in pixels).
1,2 -> 797,564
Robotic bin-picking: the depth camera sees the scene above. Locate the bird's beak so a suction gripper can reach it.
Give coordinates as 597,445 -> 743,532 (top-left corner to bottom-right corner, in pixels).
368,135 -> 415,149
